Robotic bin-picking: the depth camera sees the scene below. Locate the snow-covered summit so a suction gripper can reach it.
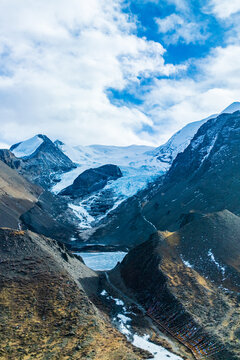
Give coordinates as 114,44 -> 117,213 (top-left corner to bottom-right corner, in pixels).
9,134 -> 76,189
152,114 -> 217,164
221,102 -> 240,114
10,135 -> 44,158
56,143 -> 155,168
152,101 -> 240,164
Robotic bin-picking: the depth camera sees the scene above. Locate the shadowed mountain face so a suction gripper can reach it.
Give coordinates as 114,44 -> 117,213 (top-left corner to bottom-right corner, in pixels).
143,111 -> 240,231
0,159 -> 42,229
8,134 -> 76,189
0,228 -> 147,360
0,159 -> 80,242
119,210 -> 240,359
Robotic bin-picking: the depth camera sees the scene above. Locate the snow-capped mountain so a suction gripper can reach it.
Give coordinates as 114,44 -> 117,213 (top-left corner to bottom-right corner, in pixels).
152,114 -> 217,164
151,102 -> 240,164
11,135 -> 44,158
220,101 -> 240,114
53,114 -> 219,197
52,112 -> 219,229
54,129 -> 209,230
6,102 -> 239,232
9,134 -> 76,188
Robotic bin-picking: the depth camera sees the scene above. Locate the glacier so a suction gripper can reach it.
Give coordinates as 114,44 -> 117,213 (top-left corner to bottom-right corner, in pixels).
52,113 -> 219,229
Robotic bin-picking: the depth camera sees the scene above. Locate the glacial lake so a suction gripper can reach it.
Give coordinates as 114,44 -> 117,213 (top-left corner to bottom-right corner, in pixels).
75,251 -> 127,271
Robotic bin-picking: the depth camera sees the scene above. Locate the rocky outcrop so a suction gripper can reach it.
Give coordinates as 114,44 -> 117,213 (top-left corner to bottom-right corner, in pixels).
0,228 -> 146,360
118,210 -> 240,359
60,164 -> 122,199
0,149 -> 23,170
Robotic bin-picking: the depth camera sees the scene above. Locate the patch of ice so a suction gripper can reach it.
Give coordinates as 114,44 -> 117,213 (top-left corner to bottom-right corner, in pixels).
133,334 -> 183,360
113,298 -> 124,306
100,290 -> 108,296
180,255 -> 194,269
100,290 -> 183,360
52,167 -> 84,194
200,135 -> 218,164
208,249 -> 226,276
12,135 -> 43,158
117,314 -> 131,323
69,204 -> 95,229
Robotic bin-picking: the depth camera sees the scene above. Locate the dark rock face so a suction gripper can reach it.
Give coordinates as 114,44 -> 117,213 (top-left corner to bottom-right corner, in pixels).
143,111 -> 240,231
20,191 -> 80,243
9,134 -> 76,189
0,149 -> 23,170
88,193 -> 156,247
119,210 -> 240,359
60,164 -> 122,199
0,228 -> 144,360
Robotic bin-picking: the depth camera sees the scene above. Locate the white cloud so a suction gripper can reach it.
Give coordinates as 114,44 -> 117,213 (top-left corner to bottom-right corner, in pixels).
138,43 -> 240,144
155,14 -> 207,44
0,0 -> 239,150
207,0 -> 240,18
0,0 -> 182,147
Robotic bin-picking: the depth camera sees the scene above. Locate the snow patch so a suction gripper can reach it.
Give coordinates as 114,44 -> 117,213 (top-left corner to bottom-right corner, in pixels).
100,290 -> 183,360
221,102 -> 240,114
208,249 -> 226,276
133,334 -> 183,360
180,255 -> 194,269
12,135 -> 43,158
200,135 -> 218,164
69,203 -> 94,229
153,115 -> 216,163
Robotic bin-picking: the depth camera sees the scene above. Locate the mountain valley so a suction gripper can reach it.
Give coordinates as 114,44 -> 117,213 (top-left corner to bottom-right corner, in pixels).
1,102 -> 240,359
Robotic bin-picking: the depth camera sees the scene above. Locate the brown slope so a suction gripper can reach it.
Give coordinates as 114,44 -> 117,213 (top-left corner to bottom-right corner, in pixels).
118,210 -> 240,359
0,160 -> 42,228
0,228 -> 148,360
0,159 -> 80,242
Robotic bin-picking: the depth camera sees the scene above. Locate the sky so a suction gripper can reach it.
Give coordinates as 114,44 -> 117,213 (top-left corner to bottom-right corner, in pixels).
0,0 -> 240,148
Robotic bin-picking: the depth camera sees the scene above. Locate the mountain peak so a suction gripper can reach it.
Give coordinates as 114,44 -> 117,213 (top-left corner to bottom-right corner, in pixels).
10,135 -> 45,158
221,101 -> 240,114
